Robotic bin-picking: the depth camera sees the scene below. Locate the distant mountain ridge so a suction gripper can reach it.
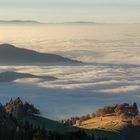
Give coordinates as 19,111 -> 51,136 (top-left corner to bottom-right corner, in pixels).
0,71 -> 57,82
0,20 -> 41,24
0,44 -> 81,65
62,21 -> 101,25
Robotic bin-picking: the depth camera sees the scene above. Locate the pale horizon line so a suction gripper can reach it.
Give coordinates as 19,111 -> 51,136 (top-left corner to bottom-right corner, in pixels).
0,19 -> 139,25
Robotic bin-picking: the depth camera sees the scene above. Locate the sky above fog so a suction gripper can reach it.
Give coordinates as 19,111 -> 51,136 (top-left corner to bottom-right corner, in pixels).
0,0 -> 140,23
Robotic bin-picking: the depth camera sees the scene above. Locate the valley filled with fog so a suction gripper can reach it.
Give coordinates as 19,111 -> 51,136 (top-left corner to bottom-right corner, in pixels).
0,24 -> 140,120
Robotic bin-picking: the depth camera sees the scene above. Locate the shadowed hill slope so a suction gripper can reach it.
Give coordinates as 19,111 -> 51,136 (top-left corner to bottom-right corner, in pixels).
0,44 -> 81,65
0,71 -> 57,82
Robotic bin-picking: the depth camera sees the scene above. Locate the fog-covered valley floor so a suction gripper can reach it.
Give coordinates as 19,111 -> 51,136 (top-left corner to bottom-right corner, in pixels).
0,24 -> 140,120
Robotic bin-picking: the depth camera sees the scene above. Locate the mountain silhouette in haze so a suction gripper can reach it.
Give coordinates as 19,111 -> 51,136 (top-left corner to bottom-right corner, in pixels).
0,44 -> 81,65
0,20 -> 41,24
0,71 -> 57,82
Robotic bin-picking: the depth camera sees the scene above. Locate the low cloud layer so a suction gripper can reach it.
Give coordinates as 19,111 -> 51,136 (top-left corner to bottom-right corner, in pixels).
0,24 -> 140,119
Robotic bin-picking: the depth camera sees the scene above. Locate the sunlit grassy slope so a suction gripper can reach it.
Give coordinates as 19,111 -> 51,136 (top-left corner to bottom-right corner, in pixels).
75,115 -> 130,130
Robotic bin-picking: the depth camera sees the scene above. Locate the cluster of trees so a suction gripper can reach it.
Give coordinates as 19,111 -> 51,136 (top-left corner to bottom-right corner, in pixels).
24,101 -> 40,114
4,97 -> 40,118
132,116 -> 140,127
60,115 -> 91,126
95,103 -> 138,118
60,117 -> 80,126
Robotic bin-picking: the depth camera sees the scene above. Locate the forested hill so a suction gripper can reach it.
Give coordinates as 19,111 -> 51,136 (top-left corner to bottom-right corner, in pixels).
1,98 -> 140,140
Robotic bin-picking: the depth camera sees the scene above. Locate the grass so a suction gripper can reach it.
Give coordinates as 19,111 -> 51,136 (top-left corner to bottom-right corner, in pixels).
76,115 -> 128,130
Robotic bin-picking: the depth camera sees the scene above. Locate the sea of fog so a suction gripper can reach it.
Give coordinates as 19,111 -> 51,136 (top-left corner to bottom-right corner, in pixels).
0,24 -> 140,120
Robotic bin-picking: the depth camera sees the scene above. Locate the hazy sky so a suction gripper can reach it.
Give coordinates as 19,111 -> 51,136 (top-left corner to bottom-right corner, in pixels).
0,0 -> 140,23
